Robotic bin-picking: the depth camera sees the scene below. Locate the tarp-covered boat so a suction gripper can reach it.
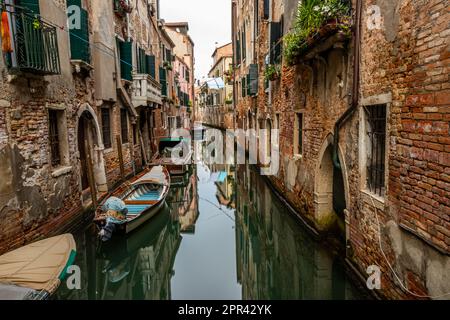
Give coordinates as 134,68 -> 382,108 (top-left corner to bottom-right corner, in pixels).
95,166 -> 170,239
0,234 -> 76,300
151,137 -> 193,176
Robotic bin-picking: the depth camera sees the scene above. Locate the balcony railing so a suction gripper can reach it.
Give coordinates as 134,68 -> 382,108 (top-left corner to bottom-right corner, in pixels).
10,11 -> 60,75
132,73 -> 163,107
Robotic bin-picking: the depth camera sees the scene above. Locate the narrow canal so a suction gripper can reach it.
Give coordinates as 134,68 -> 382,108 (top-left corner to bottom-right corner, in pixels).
55,161 -> 367,300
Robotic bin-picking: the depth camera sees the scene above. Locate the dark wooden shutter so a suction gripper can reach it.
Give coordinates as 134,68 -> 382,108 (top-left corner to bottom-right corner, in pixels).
263,0 -> 270,19
270,22 -> 281,64
249,64 -> 258,96
19,0 -> 40,14
165,48 -> 171,62
69,4 -> 90,63
159,67 -> 167,96
120,41 -> 133,81
236,35 -> 241,65
246,73 -> 251,96
146,55 -> 156,78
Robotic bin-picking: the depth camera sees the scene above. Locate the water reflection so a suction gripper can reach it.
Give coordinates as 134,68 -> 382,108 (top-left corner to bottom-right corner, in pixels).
56,161 -> 366,300
235,164 -> 363,299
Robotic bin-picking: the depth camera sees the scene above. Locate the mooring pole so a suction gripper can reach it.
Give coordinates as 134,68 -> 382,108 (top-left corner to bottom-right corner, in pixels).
84,139 -> 97,208
116,135 -> 125,181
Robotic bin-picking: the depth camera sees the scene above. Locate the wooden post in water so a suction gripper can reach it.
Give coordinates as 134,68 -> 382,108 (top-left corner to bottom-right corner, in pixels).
116,135 -> 125,181
139,129 -> 148,166
84,139 -> 97,208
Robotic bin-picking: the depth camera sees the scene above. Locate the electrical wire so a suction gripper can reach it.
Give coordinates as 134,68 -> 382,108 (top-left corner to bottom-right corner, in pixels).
369,195 -> 450,299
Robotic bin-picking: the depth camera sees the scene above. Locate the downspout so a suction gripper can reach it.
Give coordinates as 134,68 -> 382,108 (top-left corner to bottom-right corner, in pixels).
333,0 -> 362,169
232,0 -> 237,130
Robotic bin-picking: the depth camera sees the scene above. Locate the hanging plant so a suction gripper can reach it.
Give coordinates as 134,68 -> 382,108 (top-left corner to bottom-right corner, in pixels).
115,0 -> 133,16
283,0 -> 352,66
264,64 -> 280,81
163,61 -> 173,71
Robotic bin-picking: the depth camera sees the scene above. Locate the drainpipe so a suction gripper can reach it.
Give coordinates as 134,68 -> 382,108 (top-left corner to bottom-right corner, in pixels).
333,0 -> 362,169
232,0 -> 237,131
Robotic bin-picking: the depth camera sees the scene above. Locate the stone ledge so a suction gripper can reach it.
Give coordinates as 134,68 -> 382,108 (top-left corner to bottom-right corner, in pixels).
51,166 -> 73,178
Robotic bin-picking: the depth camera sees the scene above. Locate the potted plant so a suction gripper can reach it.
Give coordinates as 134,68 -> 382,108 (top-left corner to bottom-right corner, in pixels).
115,0 -> 133,16
163,61 -> 172,71
264,64 -> 280,81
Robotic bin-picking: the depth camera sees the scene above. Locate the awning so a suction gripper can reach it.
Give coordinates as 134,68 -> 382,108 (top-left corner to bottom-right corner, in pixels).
204,77 -> 225,90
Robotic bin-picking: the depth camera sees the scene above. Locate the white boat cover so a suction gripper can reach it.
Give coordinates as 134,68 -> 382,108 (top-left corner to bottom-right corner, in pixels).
133,165 -> 169,186
0,234 -> 76,293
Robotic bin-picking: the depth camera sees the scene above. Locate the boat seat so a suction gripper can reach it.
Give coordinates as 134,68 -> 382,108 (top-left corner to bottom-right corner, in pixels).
124,200 -> 158,205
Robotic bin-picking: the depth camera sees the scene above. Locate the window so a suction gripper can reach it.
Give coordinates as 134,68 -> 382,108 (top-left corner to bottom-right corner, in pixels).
101,108 -> 112,149
120,108 -> 129,143
48,108 -> 68,167
294,113 -> 303,156
132,124 -> 137,145
48,110 -> 61,166
364,104 -> 387,196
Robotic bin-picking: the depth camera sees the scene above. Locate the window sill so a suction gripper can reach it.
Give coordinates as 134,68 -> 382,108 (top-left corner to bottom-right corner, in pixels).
103,147 -> 114,154
51,166 -> 73,178
361,189 -> 385,210
293,154 -> 302,161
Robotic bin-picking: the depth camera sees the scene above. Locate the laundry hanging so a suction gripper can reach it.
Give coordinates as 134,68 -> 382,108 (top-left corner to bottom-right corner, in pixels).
1,11 -> 13,53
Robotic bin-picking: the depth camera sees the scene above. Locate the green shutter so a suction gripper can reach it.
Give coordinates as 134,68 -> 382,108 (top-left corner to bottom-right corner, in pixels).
67,0 -> 82,7
120,41 -> 133,81
69,7 -> 90,63
137,48 -> 147,74
246,74 -> 251,96
249,64 -> 258,96
241,77 -> 246,98
19,0 -> 40,14
159,66 -> 167,96
146,55 -> 156,78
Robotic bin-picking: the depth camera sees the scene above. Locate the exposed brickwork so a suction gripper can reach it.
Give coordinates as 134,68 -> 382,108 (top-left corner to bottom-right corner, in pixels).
232,0 -> 449,299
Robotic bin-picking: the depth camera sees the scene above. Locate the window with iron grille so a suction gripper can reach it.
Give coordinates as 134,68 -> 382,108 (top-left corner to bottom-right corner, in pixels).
120,108 -> 129,143
101,108 -> 112,149
364,104 -> 387,196
48,109 -> 61,166
295,113 -> 303,156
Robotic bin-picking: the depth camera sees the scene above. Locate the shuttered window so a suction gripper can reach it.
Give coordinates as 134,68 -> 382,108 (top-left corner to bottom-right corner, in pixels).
249,64 -> 258,96
263,0 -> 270,19
119,40 -> 133,81
68,0 -> 90,63
270,21 -> 282,64
146,55 -> 156,78
137,47 -> 147,74
19,0 -> 40,14
159,67 -> 167,96
236,35 -> 241,65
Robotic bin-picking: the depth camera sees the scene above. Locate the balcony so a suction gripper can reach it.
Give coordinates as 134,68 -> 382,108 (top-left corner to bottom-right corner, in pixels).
132,73 -> 163,107
7,11 -> 60,75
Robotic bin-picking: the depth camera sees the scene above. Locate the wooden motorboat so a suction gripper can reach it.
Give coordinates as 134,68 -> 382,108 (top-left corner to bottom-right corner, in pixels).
95,165 -> 170,235
150,137 -> 193,176
0,234 -> 76,300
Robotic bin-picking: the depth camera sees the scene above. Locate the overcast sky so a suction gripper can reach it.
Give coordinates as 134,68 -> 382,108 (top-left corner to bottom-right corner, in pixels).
160,0 -> 232,82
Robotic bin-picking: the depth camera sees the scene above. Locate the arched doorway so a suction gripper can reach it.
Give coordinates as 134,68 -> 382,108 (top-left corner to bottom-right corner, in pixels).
314,136 -> 347,238
77,105 -> 107,204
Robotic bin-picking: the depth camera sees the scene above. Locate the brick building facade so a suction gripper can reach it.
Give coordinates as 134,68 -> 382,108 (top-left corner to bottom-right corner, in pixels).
231,0 -> 449,299
0,0 -> 193,254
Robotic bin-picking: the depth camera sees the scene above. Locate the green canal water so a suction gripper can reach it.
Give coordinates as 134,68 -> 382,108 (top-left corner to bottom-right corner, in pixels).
55,162 -> 368,300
